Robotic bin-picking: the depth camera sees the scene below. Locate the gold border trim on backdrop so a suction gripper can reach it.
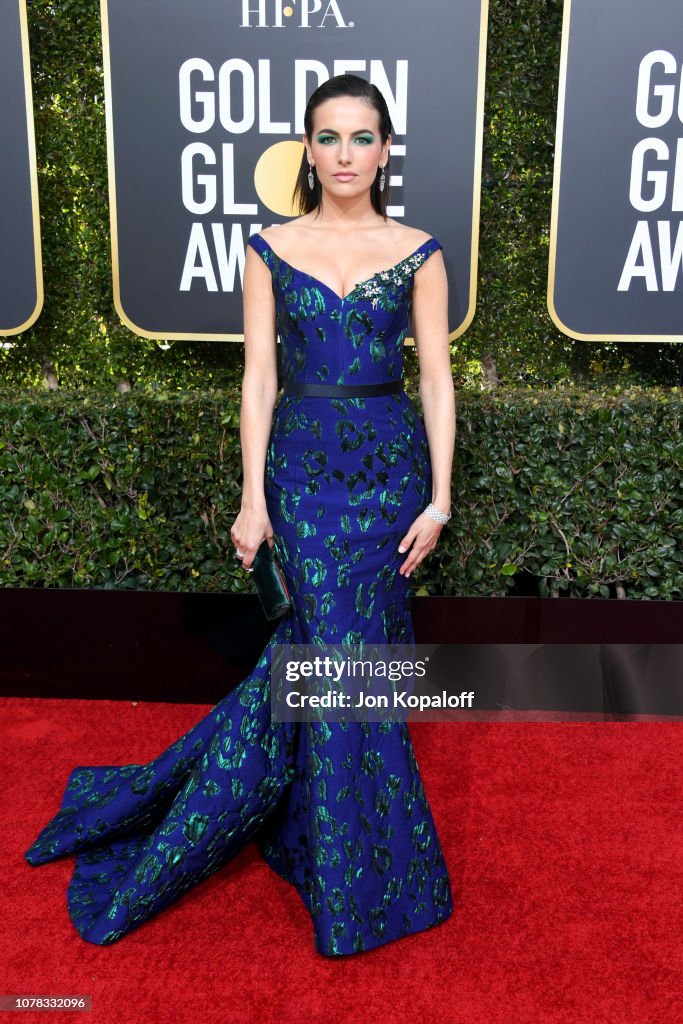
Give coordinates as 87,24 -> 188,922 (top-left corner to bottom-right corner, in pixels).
99,0 -> 186,341
547,0 -> 683,343
454,0 -> 489,344
0,0 -> 44,337
101,0 -> 489,344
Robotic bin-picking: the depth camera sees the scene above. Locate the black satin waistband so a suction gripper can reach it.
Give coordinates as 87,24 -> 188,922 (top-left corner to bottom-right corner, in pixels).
282,380 -> 404,397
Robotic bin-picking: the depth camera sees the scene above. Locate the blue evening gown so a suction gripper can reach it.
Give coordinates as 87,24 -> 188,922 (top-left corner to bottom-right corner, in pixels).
24,231 -> 454,956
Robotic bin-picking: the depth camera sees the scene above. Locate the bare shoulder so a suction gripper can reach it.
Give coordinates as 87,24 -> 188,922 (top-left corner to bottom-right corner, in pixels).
385,220 -> 436,250
259,217 -> 311,248
256,224 -> 283,248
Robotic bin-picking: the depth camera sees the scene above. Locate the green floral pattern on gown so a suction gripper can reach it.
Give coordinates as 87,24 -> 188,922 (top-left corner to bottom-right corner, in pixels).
24,231 -> 454,956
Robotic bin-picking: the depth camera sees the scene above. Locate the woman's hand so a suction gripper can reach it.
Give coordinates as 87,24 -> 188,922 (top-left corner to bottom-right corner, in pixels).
230,505 -> 274,571
397,511 -> 446,577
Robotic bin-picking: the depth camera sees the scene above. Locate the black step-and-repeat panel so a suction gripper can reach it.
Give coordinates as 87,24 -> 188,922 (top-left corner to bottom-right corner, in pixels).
549,0 -> 683,341
0,0 -> 42,336
100,0 -> 488,340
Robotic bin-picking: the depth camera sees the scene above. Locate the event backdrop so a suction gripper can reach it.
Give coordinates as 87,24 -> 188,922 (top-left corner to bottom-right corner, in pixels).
0,0 -> 42,336
548,0 -> 683,341
100,0 -> 488,340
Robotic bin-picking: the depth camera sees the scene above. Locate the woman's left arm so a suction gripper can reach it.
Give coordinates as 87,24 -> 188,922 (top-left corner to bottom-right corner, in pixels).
397,247 -> 456,577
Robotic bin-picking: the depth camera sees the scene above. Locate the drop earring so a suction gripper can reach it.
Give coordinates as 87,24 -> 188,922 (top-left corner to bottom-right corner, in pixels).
308,163 -> 315,190
378,164 -> 386,192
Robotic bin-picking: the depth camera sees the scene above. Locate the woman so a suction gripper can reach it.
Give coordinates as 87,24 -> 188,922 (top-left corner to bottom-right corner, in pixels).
24,74 -> 456,958
233,76 -> 454,579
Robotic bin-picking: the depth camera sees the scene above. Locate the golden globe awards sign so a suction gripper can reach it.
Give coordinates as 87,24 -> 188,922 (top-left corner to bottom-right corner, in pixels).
549,0 -> 683,341
0,0 -> 42,336
101,0 -> 488,340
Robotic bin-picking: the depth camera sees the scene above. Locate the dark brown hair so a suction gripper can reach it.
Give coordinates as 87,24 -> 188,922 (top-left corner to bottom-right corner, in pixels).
292,74 -> 392,219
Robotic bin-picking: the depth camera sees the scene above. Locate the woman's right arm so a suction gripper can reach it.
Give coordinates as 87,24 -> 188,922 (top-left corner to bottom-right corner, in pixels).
229,244 -> 279,570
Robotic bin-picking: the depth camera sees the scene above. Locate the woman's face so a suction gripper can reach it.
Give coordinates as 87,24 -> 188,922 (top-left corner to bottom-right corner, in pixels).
304,95 -> 391,202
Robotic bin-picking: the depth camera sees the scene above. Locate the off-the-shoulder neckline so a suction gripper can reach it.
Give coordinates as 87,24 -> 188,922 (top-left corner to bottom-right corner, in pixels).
248,232 -> 441,302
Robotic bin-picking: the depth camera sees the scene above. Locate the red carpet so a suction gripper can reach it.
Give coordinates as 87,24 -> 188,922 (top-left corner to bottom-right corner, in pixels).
2,696 -> 681,1024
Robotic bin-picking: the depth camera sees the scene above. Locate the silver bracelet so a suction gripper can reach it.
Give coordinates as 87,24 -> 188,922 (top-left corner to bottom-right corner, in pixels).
424,502 -> 451,524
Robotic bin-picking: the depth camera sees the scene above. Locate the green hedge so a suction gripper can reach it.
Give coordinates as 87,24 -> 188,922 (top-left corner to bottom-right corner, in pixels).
2,388 -> 680,599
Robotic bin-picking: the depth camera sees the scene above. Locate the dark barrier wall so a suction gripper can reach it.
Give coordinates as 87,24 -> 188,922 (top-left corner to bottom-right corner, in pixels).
0,0 -> 42,335
548,0 -> 683,341
1,588 -> 681,716
101,0 -> 488,340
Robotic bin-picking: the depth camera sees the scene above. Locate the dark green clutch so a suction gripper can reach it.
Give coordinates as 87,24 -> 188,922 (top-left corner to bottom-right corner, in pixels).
251,540 -> 292,620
